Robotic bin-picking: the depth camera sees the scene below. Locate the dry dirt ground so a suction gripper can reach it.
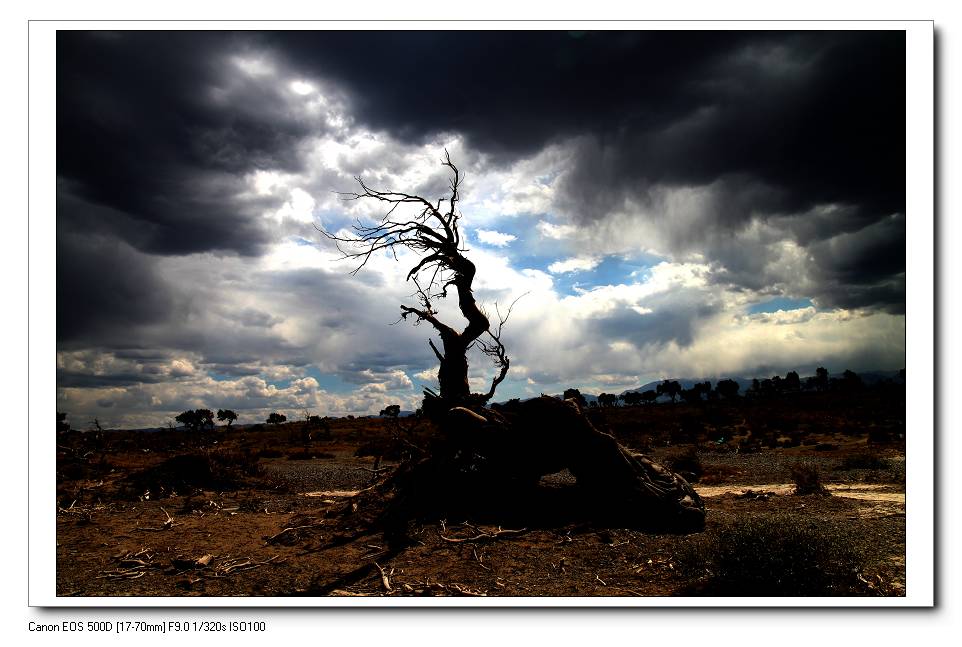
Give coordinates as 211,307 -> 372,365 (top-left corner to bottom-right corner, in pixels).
55,391 -> 906,598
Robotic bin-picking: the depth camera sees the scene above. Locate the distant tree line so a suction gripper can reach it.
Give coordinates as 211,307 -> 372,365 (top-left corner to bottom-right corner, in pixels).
169,408 -> 291,430
561,367 -> 890,408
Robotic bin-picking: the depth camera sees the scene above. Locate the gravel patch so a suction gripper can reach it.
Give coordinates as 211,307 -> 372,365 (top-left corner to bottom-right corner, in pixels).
260,457 -> 389,492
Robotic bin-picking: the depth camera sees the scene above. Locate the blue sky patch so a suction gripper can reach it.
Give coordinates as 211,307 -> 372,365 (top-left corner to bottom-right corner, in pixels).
748,297 -> 813,314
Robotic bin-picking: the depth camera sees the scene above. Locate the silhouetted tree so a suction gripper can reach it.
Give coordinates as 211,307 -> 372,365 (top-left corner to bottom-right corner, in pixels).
784,371 -> 801,392
687,381 -> 711,403
621,391 -> 642,406
597,392 -> 618,407
563,388 -> 588,409
641,390 -> 658,404
195,408 -> 215,430
380,404 -> 401,418
322,152 -> 520,411
266,412 -> 287,425
842,369 -> 863,391
57,412 -> 70,433
175,410 -> 199,431
815,366 -> 829,391
771,375 -> 783,393
715,379 -> 740,400
657,379 -> 682,403
216,409 -> 238,427
760,378 -> 775,397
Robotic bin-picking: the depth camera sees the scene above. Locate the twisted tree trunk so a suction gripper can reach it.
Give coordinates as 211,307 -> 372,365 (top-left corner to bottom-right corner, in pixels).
324,154 -> 705,539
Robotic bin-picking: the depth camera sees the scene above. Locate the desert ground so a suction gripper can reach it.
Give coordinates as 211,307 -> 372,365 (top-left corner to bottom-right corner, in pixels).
55,386 -> 905,598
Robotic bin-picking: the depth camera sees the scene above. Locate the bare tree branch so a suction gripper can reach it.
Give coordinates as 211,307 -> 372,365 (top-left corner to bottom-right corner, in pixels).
321,154 -> 520,405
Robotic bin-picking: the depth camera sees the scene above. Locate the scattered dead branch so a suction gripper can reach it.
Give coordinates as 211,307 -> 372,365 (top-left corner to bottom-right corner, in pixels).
471,546 -> 490,571
265,523 -> 326,545
57,500 -> 105,523
209,555 -> 281,577
438,525 -> 528,544
170,554 -> 213,570
135,507 -> 181,532
399,580 -> 486,596
163,552 -> 283,578
374,562 -> 394,593
98,548 -> 157,580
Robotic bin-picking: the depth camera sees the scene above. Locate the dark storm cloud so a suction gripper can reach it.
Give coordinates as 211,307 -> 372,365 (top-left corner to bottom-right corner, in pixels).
57,31 -> 315,257
266,30 -> 903,214
807,214 -> 907,313
58,30 -> 904,292
57,229 -> 179,345
58,371 -> 167,389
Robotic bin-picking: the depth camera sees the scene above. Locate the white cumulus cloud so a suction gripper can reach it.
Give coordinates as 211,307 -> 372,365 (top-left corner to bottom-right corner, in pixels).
475,229 -> 517,247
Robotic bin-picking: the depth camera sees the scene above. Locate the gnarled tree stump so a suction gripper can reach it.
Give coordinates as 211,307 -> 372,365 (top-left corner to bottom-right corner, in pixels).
374,396 -> 704,540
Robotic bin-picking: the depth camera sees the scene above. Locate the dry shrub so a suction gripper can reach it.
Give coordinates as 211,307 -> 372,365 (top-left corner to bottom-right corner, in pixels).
207,448 -> 262,476
790,463 -> 829,496
120,449 -> 261,499
665,447 -> 703,483
680,514 -> 868,596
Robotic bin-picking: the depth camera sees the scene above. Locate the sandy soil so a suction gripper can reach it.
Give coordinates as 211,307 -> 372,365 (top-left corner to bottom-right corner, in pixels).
55,394 -> 907,598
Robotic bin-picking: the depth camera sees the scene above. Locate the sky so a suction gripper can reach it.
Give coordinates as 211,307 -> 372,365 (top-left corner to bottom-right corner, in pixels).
55,30 -> 907,428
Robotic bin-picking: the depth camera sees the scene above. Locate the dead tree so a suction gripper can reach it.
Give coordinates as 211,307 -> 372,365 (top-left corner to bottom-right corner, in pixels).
324,153 -> 705,537
322,151 -> 513,412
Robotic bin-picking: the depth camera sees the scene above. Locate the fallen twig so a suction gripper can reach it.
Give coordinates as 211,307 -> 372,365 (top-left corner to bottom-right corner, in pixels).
438,526 -> 527,544
374,562 -> 394,593
208,555 -> 282,577
265,523 -> 326,544
472,546 -> 490,571
136,507 -> 181,532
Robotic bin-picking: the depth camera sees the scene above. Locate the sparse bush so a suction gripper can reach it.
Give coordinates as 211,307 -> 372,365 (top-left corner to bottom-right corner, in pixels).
207,448 -> 261,477
120,449 -> 261,499
680,514 -> 868,595
790,463 -> 829,496
665,447 -> 703,483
